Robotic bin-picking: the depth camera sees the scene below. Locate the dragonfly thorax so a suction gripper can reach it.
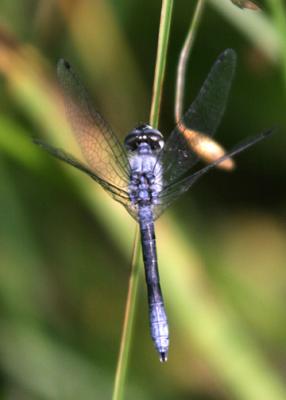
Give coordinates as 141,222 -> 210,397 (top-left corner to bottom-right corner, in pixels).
124,124 -> 164,152
128,141 -> 163,206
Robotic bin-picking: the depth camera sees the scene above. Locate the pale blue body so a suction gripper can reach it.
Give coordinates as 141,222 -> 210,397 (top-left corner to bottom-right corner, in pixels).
36,49 -> 269,362
128,142 -> 169,361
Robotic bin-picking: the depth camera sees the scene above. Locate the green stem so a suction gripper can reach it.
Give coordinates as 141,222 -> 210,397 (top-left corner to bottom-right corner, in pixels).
112,226 -> 140,400
112,1 -> 174,399
150,0 -> 174,128
266,0 -> 286,88
175,0 -> 205,122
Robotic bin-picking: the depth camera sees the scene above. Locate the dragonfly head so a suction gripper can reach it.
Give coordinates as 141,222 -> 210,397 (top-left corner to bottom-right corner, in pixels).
124,124 -> 164,152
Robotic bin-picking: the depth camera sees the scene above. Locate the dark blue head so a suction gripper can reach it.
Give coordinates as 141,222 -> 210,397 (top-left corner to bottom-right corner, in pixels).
124,124 -> 164,152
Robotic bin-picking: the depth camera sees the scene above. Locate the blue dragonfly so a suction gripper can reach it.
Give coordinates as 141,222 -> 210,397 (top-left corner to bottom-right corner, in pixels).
35,49 -> 270,362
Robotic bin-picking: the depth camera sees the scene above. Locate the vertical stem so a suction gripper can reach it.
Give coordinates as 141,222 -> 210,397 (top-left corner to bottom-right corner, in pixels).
175,0 -> 205,122
150,0 -> 174,128
112,226 -> 140,400
174,0 -> 234,170
112,1 -> 174,399
266,0 -> 286,88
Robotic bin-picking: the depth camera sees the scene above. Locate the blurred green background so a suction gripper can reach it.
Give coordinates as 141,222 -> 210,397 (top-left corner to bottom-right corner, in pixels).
0,0 -> 286,399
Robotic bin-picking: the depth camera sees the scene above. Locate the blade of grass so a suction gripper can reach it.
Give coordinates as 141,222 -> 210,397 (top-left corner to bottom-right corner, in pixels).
149,0 -> 174,129
207,0 -> 280,61
158,215 -> 286,400
266,0 -> 286,87
112,1 -> 173,398
58,0 -> 149,130
0,321 -> 113,400
175,0 -> 205,122
112,226 -> 140,400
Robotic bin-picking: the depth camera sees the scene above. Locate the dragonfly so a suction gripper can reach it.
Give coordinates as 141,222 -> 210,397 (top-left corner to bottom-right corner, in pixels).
35,49 -> 271,362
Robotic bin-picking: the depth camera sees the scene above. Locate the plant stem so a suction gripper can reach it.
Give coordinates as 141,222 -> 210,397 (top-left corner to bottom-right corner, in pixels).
112,1 -> 174,399
174,0 -> 234,171
175,0 -> 205,122
150,0 -> 174,128
112,226 -> 140,400
266,0 -> 286,88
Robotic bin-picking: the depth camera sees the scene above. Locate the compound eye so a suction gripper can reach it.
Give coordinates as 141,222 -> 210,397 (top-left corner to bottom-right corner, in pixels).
125,135 -> 138,150
148,134 -> 163,150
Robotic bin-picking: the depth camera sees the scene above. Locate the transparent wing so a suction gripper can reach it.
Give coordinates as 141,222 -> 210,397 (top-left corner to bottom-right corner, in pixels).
153,130 -> 272,220
57,59 -> 130,189
156,49 -> 237,185
34,139 -> 132,205
34,140 -> 141,220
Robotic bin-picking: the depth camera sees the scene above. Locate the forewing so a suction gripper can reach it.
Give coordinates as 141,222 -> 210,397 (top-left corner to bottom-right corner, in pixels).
153,130 -> 272,219
157,49 -> 237,185
34,139 -> 132,207
57,59 -> 130,189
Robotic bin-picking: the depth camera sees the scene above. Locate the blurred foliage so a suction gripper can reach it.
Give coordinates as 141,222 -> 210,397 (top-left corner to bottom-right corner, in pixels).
0,0 -> 286,399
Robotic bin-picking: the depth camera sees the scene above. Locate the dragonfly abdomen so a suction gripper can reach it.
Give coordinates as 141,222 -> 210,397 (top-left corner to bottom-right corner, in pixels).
139,206 -> 169,362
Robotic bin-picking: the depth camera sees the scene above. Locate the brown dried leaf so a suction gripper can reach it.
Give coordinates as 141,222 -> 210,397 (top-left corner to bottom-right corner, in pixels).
230,0 -> 261,10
